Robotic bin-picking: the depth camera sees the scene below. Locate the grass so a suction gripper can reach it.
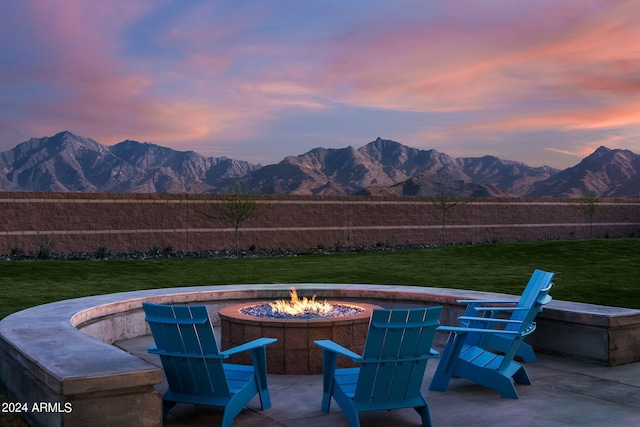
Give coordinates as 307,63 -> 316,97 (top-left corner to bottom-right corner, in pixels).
1,239 -> 639,320
0,238 -> 638,426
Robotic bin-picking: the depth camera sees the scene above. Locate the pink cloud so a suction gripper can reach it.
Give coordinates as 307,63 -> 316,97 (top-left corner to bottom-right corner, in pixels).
314,0 -> 640,116
545,147 -> 598,158
4,2 -> 259,152
4,1 -> 639,167
8,1 -> 160,139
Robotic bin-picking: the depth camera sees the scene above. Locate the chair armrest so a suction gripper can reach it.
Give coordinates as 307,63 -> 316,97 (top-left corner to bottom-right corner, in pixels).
474,306 -> 527,313
219,337 -> 278,358
458,316 -> 524,325
437,325 -> 520,335
148,347 -> 227,360
314,340 -> 364,363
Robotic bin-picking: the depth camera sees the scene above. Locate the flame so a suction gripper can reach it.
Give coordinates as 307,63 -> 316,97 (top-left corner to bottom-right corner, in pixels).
270,288 -> 332,316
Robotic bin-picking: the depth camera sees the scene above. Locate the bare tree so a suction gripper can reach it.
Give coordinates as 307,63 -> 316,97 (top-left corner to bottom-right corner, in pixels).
432,191 -> 466,245
577,191 -> 600,239
198,182 -> 269,253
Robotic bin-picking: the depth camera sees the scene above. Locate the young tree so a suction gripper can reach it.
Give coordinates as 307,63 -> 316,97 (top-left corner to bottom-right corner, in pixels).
199,182 -> 268,253
577,191 -> 600,239
432,191 -> 465,245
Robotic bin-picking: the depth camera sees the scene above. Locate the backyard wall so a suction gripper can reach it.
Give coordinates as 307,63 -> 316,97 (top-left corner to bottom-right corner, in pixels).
0,192 -> 639,254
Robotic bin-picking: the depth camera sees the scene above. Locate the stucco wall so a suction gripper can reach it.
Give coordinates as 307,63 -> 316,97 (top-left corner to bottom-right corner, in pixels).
0,192 -> 639,254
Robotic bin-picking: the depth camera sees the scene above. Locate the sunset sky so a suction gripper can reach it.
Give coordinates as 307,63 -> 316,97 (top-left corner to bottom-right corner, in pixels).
2,1 -> 639,168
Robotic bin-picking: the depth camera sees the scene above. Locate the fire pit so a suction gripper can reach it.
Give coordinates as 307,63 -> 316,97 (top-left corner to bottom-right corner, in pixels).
219,289 -> 381,374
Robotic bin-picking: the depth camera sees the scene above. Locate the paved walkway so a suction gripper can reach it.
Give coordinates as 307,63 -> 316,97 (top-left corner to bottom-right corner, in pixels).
117,334 -> 640,427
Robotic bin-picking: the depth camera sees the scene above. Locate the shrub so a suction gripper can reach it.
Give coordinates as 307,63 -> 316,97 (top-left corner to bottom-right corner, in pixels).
274,241 -> 285,254
95,246 -> 108,259
333,238 -> 343,251
35,236 -> 54,260
10,245 -> 25,256
148,242 -> 161,256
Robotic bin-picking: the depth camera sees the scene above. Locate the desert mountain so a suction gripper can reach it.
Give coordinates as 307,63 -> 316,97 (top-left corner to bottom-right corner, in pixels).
526,146 -> 640,198
456,155 -> 558,195
238,138 -> 557,196
0,131 -> 260,193
0,132 -> 638,197
355,173 -> 513,197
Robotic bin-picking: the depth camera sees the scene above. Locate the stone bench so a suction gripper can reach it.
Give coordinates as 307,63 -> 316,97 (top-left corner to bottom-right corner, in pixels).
1,284 -> 639,427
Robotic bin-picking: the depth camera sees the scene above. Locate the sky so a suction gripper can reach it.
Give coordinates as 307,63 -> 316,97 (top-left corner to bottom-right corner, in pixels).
1,1 -> 640,169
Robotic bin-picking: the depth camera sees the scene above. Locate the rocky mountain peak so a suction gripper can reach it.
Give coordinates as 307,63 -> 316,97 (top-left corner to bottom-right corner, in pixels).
0,132 -> 638,197
0,132 -> 259,193
526,146 -> 639,197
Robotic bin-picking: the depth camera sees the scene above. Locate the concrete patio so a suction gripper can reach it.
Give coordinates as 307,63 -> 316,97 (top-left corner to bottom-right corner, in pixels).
2,284 -> 640,426
118,333 -> 640,427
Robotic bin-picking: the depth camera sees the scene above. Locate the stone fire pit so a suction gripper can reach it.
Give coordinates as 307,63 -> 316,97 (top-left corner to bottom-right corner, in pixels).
219,300 -> 381,374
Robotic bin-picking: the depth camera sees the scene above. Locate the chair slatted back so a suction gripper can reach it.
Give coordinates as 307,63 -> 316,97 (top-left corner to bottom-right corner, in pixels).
498,281 -> 553,369
355,307 -> 441,403
516,279 -> 553,332
510,270 -> 555,324
143,302 -> 230,398
464,269 -> 554,340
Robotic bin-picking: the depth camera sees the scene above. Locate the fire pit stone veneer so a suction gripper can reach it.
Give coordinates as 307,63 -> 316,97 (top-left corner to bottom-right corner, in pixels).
219,301 -> 381,375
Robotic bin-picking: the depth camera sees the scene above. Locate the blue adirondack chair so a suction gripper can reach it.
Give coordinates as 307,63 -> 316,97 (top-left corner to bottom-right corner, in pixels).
429,270 -> 554,398
315,306 -> 442,427
457,269 -> 555,362
142,302 -> 277,427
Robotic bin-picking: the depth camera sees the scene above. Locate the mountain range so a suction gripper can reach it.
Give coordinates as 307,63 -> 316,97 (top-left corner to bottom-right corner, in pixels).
0,131 -> 259,193
0,131 -> 638,198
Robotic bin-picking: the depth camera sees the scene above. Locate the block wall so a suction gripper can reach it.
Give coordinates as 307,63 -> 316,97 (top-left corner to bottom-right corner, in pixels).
0,192 -> 639,254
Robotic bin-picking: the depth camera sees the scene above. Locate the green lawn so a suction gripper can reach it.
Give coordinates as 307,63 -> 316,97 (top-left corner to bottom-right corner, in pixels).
1,239 -> 639,320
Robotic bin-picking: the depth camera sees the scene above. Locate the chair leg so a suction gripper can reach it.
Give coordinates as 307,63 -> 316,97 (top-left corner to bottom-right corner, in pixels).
321,390 -> 333,414
340,403 -> 360,427
429,331 -> 465,392
516,342 -> 537,362
250,347 -> 272,410
415,403 -> 433,427
512,365 -> 532,385
321,350 -> 338,413
429,369 -> 451,392
221,402 -> 246,427
330,386 -> 361,427
495,376 -> 519,399
162,400 -> 177,420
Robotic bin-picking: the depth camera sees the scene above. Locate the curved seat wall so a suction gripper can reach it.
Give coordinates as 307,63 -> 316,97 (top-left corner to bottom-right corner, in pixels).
1,284 -> 639,427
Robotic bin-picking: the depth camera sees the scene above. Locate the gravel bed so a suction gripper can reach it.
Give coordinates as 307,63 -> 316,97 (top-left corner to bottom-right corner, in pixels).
0,243 -> 438,261
240,303 -> 364,319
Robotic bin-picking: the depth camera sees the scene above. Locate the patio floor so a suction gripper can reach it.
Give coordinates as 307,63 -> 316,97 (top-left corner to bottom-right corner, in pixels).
117,333 -> 640,427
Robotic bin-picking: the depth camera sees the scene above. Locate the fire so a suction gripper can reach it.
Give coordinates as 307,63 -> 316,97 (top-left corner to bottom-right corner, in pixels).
270,288 -> 332,316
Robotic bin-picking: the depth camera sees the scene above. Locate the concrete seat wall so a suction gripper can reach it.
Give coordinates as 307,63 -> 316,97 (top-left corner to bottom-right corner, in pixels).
1,284 -> 639,427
